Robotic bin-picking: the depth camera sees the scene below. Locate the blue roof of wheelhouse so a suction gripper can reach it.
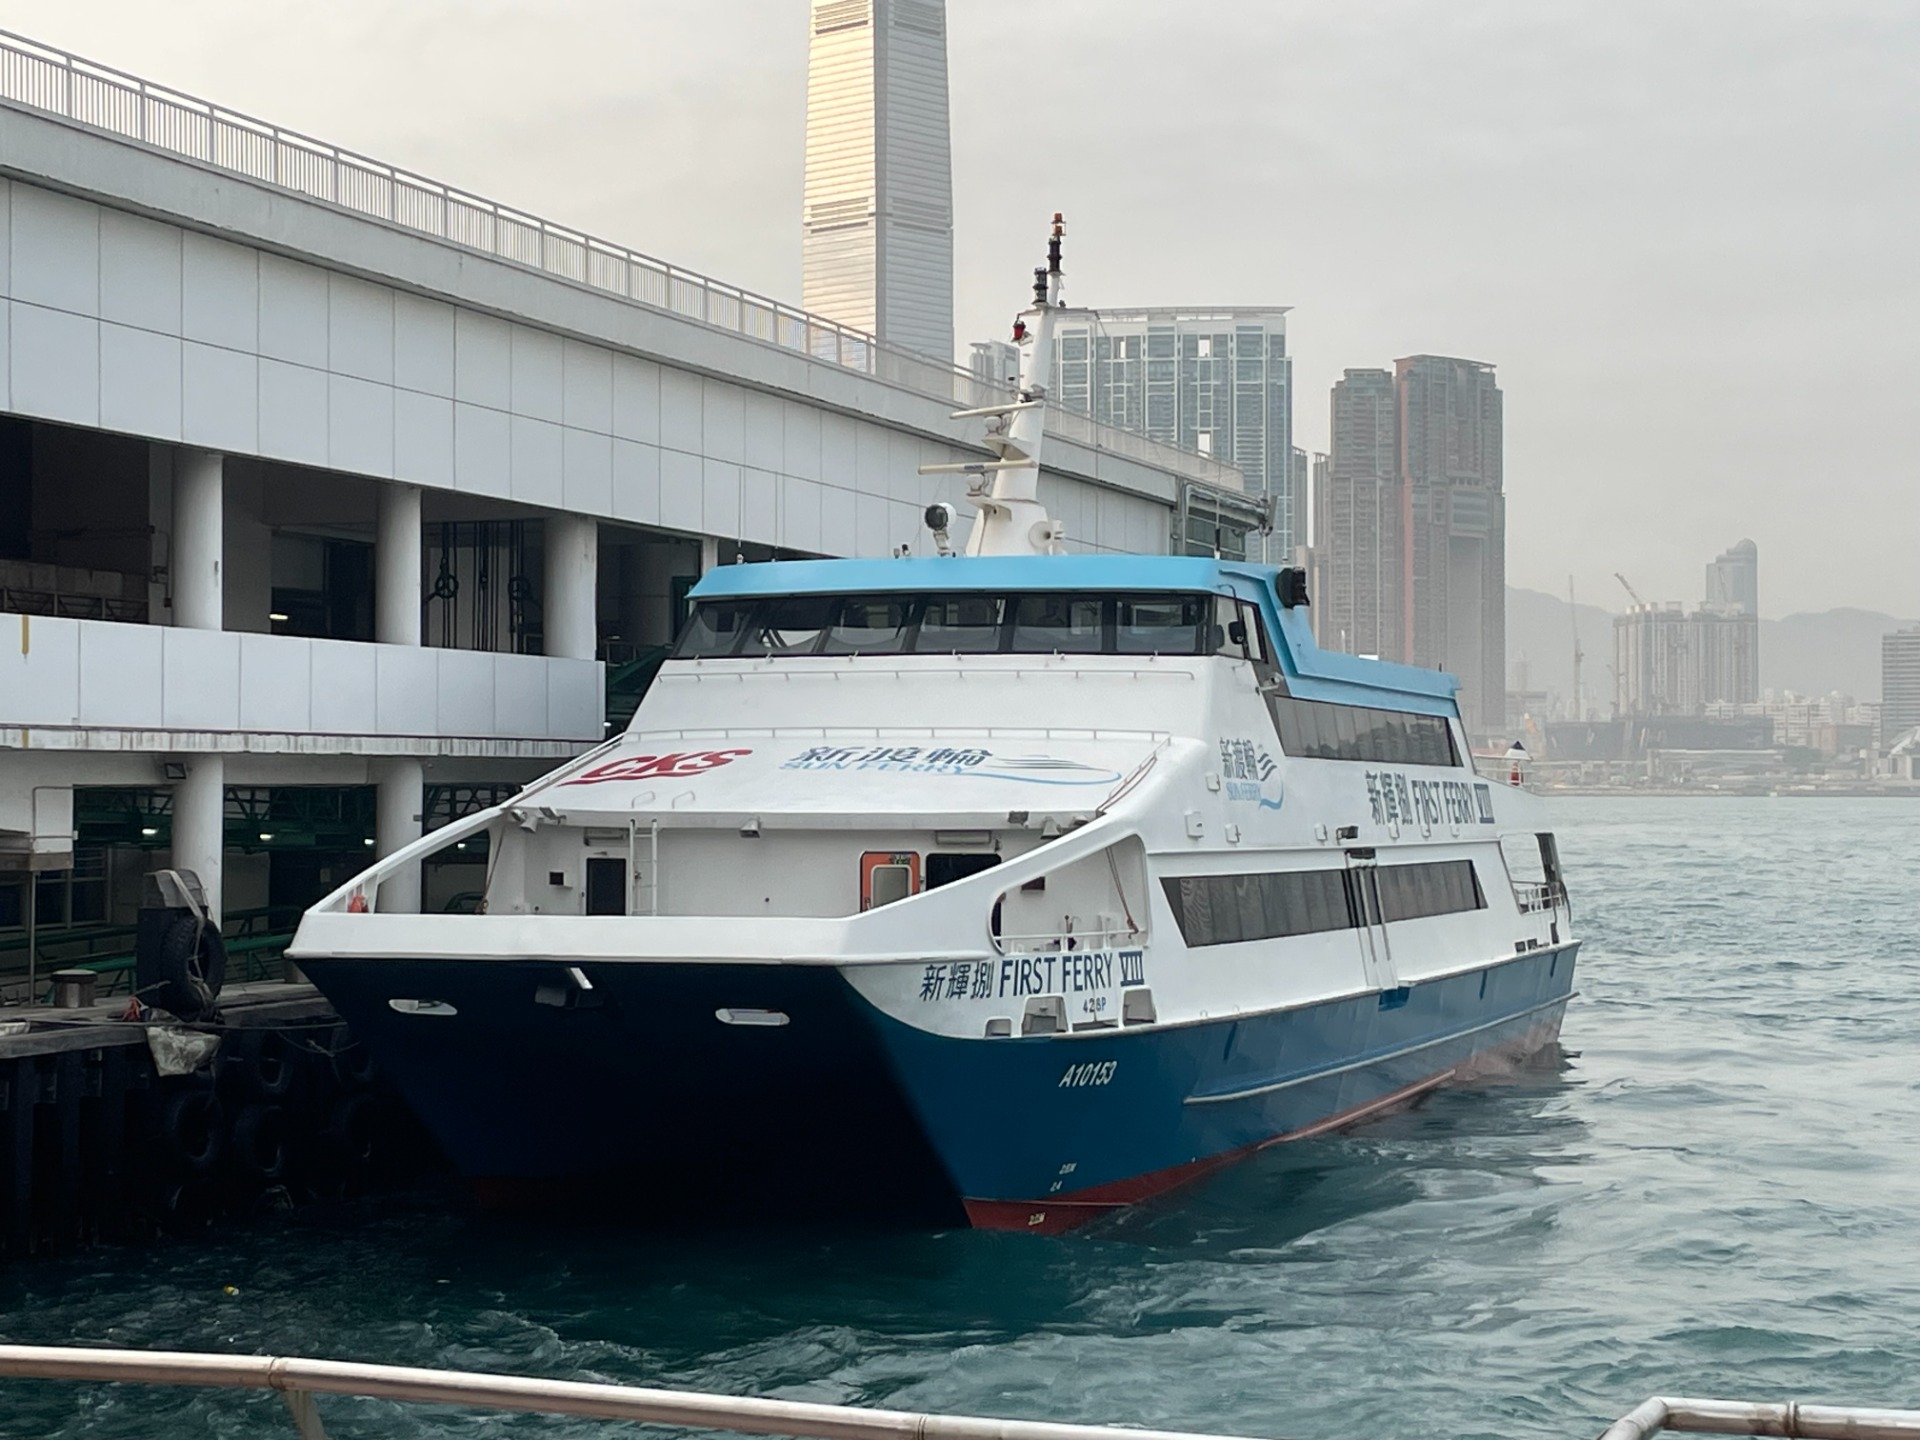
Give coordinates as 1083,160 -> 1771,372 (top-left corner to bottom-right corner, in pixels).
688,555 -> 1461,716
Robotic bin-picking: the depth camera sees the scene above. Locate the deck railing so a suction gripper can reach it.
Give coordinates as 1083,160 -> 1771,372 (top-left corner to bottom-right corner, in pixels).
0,29 -> 1245,495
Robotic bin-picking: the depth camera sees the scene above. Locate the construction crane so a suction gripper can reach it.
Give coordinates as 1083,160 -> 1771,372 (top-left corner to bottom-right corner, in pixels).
1568,577 -> 1584,722
1614,572 -> 1646,608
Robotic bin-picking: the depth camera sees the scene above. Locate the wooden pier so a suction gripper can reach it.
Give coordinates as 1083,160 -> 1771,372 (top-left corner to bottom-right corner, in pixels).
0,980 -> 432,1261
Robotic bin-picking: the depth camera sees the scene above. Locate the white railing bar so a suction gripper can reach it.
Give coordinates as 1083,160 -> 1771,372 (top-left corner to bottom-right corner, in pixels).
1600,1397 -> 1920,1440
0,1344 -> 1277,1440
0,26 -> 1244,495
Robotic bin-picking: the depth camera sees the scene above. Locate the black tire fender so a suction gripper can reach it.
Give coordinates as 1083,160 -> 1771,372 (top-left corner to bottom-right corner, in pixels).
324,1093 -> 376,1168
154,912 -> 227,1021
160,1088 -> 224,1173
231,1103 -> 288,1180
236,1030 -> 296,1100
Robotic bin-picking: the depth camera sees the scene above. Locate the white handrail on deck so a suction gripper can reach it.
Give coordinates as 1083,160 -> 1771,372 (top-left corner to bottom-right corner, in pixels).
0,1343 -> 1273,1440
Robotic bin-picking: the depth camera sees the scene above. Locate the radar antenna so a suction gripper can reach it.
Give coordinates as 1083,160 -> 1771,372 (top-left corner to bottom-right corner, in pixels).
920,215 -> 1071,556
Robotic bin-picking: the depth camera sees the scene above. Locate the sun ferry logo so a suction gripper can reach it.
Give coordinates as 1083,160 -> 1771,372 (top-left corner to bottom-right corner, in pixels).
562,749 -> 751,784
781,746 -> 1121,785
1219,737 -> 1283,810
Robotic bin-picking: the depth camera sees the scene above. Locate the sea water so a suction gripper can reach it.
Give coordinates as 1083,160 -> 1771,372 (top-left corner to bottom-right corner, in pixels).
1,797 -> 1916,1440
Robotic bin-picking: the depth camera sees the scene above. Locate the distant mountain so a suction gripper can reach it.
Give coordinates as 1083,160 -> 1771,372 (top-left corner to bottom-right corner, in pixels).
1505,587 -> 1615,713
1762,609 -> 1915,702
1504,588 -> 1914,706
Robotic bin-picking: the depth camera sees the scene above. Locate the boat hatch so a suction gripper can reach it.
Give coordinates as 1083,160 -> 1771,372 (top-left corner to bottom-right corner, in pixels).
861,851 -> 921,910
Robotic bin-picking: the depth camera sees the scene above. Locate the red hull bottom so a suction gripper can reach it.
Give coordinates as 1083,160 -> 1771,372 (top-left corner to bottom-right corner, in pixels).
962,1015 -> 1564,1236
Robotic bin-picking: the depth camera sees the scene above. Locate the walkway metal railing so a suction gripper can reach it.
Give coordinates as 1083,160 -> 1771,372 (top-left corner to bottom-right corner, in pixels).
0,28 -> 1245,494
0,1344 -> 1265,1440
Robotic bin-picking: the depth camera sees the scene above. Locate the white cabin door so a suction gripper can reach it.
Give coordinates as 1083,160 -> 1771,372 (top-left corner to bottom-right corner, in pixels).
1344,850 -> 1399,991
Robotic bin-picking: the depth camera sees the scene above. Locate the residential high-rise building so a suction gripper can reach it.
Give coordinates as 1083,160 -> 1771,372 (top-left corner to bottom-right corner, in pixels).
1397,355 -> 1505,738
1705,538 -> 1759,616
1050,309 -> 1296,561
1315,369 -> 1401,658
1314,357 -> 1506,737
803,0 -> 954,361
1612,541 -> 1761,716
1884,627 -> 1920,742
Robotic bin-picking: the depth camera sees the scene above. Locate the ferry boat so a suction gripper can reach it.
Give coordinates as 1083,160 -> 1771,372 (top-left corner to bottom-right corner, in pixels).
287,221 -> 1578,1233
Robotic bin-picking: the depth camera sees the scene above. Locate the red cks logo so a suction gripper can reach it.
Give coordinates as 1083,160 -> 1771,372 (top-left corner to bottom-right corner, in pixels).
561,749 -> 751,785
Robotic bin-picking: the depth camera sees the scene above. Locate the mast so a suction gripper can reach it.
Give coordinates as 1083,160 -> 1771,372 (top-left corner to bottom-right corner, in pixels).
921,215 -> 1069,557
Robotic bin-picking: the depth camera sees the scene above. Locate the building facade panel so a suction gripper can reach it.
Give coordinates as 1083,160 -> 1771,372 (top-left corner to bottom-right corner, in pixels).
100,321 -> 183,440
328,373 -> 396,479
181,232 -> 259,353
394,292 -> 456,398
561,426 -> 613,516
100,209 -> 181,333
259,252 -> 331,368
327,273 -> 395,386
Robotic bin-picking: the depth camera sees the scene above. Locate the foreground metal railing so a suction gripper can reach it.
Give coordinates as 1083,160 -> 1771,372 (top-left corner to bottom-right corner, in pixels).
0,1348 -> 1914,1440
0,1344 -> 1265,1440
0,28 -> 1244,494
1597,1397 -> 1920,1440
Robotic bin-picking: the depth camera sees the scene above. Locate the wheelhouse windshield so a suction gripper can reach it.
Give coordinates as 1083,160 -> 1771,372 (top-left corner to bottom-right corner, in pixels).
674,592 -> 1213,659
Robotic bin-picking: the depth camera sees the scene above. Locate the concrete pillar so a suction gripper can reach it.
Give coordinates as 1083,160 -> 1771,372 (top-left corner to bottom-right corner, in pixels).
699,535 -> 721,576
172,449 -> 223,631
544,513 -> 599,660
172,756 -> 225,925
376,758 -> 425,914
376,482 -> 423,646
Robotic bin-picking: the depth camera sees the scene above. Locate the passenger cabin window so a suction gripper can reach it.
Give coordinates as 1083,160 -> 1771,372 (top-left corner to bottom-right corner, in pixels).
919,595 -> 1007,653
825,596 -> 918,654
1266,695 -> 1461,768
926,853 -> 1001,889
1012,594 -> 1104,653
1115,596 -> 1208,655
742,596 -> 838,656
1161,859 -> 1485,948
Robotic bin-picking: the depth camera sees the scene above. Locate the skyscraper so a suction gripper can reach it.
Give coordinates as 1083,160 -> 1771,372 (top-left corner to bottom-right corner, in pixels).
1397,355 -> 1505,738
1315,368 -> 1402,659
1051,309 -> 1296,559
1705,539 -> 1759,616
1314,356 -> 1506,737
803,0 -> 954,361
1884,627 -> 1920,741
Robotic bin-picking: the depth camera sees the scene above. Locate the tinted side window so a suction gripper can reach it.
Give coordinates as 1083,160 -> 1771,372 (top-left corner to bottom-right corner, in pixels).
1162,860 -> 1481,948
918,595 -> 1007,652
825,596 -> 919,654
740,596 -> 839,656
1374,860 -> 1486,923
674,600 -> 757,657
1266,697 -> 1463,767
1011,594 -> 1105,653
1115,596 -> 1207,655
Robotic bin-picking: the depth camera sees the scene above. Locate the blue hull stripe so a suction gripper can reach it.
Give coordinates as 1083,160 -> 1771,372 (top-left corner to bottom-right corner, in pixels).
1185,991 -> 1576,1106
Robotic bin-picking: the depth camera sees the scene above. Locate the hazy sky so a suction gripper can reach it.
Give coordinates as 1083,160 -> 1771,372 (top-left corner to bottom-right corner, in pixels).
4,1 -> 1915,619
